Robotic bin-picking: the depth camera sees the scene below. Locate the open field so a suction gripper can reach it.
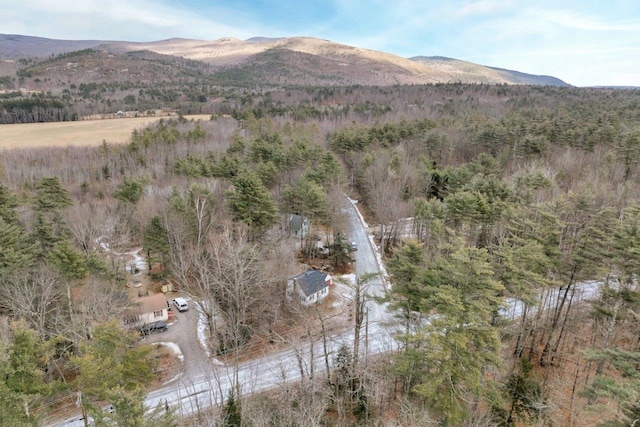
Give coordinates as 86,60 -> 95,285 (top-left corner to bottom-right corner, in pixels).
0,115 -> 212,150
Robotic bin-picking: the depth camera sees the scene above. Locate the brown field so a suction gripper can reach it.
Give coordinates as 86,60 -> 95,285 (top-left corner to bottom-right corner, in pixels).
0,115 -> 212,150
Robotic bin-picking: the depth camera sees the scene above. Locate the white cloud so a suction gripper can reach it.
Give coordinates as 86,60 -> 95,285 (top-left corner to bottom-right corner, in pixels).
1,0 -> 639,86
530,9 -> 640,32
0,0 -> 267,41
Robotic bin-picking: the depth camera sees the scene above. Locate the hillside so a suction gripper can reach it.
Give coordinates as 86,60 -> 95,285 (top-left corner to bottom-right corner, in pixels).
410,55 -> 568,86
0,34 -> 105,58
0,34 -> 570,87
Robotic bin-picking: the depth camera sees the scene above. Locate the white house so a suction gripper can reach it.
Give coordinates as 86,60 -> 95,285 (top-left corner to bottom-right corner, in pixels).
286,269 -> 332,306
126,293 -> 169,326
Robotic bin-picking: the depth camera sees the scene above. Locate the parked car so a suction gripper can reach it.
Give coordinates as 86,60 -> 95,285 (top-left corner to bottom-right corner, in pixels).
139,321 -> 168,335
351,241 -> 358,250
172,297 -> 188,312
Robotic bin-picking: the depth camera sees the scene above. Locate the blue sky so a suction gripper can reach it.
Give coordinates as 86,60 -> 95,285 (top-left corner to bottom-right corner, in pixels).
2,0 -> 639,86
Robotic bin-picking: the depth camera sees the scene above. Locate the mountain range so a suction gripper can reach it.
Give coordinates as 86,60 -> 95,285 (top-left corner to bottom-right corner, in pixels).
0,34 -> 568,87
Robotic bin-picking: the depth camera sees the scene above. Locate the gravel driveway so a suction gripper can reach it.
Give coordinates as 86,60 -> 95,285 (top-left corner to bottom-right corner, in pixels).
145,298 -> 214,385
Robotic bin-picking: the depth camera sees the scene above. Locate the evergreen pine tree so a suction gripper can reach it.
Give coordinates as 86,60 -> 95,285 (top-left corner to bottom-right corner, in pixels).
227,169 -> 277,234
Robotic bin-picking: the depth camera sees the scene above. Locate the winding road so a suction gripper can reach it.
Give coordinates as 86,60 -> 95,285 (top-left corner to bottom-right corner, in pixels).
56,196 -> 393,425
54,194 -> 605,425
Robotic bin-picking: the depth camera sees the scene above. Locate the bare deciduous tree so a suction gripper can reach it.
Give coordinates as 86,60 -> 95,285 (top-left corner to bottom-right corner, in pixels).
0,268 -> 65,339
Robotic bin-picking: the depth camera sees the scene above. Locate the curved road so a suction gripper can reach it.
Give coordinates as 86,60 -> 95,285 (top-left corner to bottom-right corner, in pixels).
56,195 -> 603,425
56,195 -> 392,425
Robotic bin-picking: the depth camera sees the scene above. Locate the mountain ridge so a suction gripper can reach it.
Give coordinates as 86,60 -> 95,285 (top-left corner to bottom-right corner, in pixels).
0,34 -> 570,87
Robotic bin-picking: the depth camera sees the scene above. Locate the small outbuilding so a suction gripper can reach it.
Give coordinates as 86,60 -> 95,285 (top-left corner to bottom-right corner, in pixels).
286,269 -> 332,306
283,214 -> 309,238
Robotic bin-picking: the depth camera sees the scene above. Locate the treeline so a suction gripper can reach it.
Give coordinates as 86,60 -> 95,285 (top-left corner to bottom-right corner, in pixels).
0,95 -> 77,124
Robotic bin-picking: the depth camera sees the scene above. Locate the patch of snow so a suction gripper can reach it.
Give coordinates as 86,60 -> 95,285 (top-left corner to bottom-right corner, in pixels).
499,280 -> 603,319
162,373 -> 183,385
97,236 -> 110,252
195,302 -> 211,359
157,342 -> 185,384
154,341 -> 184,362
369,236 -> 390,289
194,302 -> 227,366
333,275 -> 356,299
95,236 -> 148,274
339,274 -> 357,286
125,247 -> 147,275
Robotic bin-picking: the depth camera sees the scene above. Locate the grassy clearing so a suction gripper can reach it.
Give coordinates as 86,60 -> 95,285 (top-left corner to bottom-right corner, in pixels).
0,114 -> 212,150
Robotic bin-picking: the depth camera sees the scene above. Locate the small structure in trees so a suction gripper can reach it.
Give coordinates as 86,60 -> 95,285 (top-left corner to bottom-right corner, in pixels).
286,269 -> 332,306
283,213 -> 309,238
124,293 -> 169,327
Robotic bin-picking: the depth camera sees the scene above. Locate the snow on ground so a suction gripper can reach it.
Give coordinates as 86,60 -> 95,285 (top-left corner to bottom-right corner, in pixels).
211,357 -> 225,366
154,342 -> 184,385
499,279 -> 603,320
95,236 -> 147,275
334,274 -> 356,298
339,273 -> 357,286
124,248 -> 147,275
194,301 -> 211,358
155,341 -> 184,362
369,236 -> 390,289
194,300 -> 226,366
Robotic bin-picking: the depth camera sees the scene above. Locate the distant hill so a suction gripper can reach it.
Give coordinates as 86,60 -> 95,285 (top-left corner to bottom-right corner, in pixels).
0,34 -> 570,87
4,48 -> 213,88
410,56 -> 568,87
0,34 -> 105,58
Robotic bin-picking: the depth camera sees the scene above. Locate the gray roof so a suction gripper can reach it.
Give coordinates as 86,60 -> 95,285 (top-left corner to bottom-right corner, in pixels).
293,269 -> 329,298
288,214 -> 306,231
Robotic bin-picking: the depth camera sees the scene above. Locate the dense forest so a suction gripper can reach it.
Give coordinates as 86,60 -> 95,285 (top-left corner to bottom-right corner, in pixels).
1,83 -> 640,426
0,47 -> 569,124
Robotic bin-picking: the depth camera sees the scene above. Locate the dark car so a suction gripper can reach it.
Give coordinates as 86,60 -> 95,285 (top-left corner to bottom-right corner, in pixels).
139,321 -> 168,336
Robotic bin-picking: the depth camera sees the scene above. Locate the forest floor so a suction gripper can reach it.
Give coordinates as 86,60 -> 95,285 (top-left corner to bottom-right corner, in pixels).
501,302 -> 628,426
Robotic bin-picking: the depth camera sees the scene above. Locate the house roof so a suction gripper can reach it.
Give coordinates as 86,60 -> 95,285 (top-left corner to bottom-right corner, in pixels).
293,269 -> 330,298
284,213 -> 308,232
132,293 -> 168,314
289,214 -> 303,231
